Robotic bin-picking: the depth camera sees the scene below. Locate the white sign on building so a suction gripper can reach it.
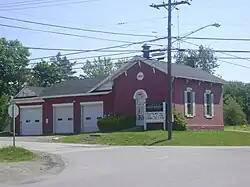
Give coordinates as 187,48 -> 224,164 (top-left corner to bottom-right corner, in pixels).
144,102 -> 166,130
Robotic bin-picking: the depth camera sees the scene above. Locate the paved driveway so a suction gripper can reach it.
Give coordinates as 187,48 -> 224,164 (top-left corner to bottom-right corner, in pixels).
1,141 -> 250,187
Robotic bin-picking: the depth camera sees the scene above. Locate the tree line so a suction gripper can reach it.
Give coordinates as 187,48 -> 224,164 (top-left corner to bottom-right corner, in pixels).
0,37 -> 248,131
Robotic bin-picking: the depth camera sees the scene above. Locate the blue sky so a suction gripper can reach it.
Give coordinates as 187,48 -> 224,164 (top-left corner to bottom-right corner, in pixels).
1,0 -> 250,82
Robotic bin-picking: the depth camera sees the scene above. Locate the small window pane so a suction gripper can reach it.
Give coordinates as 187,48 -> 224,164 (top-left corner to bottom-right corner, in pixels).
187,103 -> 192,115
187,92 -> 192,103
206,94 -> 211,104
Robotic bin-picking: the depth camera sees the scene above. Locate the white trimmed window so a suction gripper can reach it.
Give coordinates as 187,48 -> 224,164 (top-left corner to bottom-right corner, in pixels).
184,87 -> 195,117
204,90 -> 214,118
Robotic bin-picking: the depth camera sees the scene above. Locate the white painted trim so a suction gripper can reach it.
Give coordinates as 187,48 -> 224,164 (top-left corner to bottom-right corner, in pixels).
14,87 -> 28,98
87,58 -> 138,93
133,89 -> 148,100
80,101 -> 104,106
14,99 -> 45,104
13,91 -> 111,102
52,103 -> 74,107
43,91 -> 111,99
19,105 -> 42,109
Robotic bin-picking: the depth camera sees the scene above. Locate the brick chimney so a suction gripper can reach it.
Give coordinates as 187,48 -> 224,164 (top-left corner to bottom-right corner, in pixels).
142,43 -> 151,59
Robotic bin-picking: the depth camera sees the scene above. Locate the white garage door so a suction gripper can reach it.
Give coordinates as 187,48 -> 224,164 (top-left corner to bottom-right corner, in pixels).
81,102 -> 104,133
20,106 -> 43,136
53,104 -> 74,134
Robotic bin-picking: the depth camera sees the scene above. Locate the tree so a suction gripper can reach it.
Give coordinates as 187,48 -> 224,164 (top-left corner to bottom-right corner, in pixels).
223,81 -> 250,122
30,61 -> 62,87
224,96 -> 247,126
175,45 -> 219,74
0,95 -> 10,131
50,53 -> 76,80
0,38 -> 30,95
80,57 -> 118,78
29,53 -> 77,87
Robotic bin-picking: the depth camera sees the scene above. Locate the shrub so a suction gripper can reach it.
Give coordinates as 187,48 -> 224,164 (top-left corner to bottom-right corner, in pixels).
98,115 -> 136,133
172,110 -> 187,131
224,97 -> 247,126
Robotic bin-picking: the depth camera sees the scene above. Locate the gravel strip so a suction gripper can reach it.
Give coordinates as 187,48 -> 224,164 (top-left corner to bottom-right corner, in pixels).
0,151 -> 66,185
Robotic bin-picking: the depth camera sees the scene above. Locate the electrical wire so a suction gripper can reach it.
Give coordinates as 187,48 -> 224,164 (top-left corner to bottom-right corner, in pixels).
28,36 -> 168,61
28,51 -> 140,64
27,55 -> 136,70
180,40 -> 250,63
0,0 -> 100,11
0,23 -> 134,43
173,36 -> 250,42
178,40 -> 250,69
0,15 -> 158,38
25,47 -> 141,52
0,0 -> 73,7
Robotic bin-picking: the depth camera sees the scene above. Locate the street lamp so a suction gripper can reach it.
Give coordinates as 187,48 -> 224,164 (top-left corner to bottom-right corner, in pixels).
175,22 -> 221,42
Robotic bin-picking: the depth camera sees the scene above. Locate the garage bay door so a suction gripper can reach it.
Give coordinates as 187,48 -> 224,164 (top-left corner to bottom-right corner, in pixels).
81,102 -> 104,133
20,106 -> 43,136
53,104 -> 74,134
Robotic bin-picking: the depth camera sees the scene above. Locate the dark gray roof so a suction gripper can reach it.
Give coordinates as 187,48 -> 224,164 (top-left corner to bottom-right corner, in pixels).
39,76 -> 107,97
140,57 -> 226,84
29,87 -> 45,95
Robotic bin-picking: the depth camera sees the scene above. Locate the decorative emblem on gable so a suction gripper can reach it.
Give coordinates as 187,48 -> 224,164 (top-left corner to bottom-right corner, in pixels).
136,72 -> 144,81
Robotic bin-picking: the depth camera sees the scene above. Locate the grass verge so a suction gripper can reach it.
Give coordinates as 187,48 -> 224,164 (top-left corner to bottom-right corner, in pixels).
0,146 -> 37,163
225,125 -> 250,132
58,130 -> 250,146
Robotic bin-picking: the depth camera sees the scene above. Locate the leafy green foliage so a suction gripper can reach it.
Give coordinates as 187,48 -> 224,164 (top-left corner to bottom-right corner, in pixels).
224,96 -> 247,126
0,95 -> 10,131
175,45 -> 219,74
29,53 -> 76,87
0,38 -> 30,95
81,57 -> 120,78
172,110 -> 187,131
223,81 -> 250,123
97,115 -> 136,133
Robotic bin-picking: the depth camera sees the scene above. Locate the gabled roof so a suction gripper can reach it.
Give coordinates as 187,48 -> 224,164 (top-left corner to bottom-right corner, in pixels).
15,86 -> 45,98
39,76 -> 107,97
144,58 -> 226,84
14,56 -> 226,99
88,56 -> 226,92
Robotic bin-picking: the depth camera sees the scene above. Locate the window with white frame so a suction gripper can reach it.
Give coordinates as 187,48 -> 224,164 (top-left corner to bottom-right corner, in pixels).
204,90 -> 214,118
184,87 -> 195,117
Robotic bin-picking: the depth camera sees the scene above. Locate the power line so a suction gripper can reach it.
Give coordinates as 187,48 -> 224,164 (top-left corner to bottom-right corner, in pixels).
0,23 -> 134,43
29,51 -> 140,64
0,15 -> 158,38
179,40 -> 250,69
28,55 -> 136,70
28,36 -> 168,61
173,36 -> 250,42
0,0 -> 99,11
25,46 -> 141,52
179,40 -> 250,63
0,0 -> 72,7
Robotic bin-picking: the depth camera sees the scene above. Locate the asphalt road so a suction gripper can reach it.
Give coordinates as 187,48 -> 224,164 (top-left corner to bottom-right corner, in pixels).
1,139 -> 250,187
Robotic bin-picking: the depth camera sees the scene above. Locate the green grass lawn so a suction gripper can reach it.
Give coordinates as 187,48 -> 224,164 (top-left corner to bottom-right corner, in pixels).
225,125 -> 250,132
0,146 -> 37,163
58,130 -> 250,146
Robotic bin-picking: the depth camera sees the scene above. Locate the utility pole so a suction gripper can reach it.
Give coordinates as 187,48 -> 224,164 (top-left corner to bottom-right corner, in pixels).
150,0 -> 190,140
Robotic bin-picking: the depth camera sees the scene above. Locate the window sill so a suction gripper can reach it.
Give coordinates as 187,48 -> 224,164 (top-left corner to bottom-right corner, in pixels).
205,115 -> 213,119
185,114 -> 195,118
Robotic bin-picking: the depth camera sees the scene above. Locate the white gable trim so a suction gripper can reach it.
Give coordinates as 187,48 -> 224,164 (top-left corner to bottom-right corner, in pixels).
87,58 -> 138,93
87,58 -> 167,93
13,98 -> 45,104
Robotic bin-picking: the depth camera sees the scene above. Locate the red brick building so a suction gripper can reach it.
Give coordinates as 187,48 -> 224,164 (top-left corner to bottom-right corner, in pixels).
13,54 -> 226,135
